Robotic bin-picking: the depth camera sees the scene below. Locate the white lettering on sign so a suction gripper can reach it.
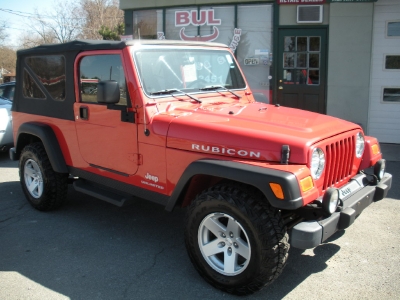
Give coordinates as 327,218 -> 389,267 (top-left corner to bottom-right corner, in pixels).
191,144 -> 261,158
175,10 -> 221,27
244,58 -> 259,65
229,28 -> 242,52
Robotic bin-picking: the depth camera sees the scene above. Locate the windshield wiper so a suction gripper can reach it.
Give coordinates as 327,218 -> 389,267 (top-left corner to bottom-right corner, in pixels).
150,89 -> 201,103
199,85 -> 241,99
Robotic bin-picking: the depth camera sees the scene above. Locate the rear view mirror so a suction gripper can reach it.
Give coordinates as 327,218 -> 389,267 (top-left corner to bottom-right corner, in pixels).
97,80 -> 120,104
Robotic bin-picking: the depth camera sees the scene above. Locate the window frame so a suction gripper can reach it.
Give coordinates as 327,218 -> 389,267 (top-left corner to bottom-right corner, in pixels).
383,53 -> 400,71
385,20 -> 400,39
381,86 -> 400,104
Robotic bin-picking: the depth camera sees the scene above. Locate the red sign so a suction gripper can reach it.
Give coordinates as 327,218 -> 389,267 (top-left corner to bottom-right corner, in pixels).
277,0 -> 326,4
175,9 -> 221,42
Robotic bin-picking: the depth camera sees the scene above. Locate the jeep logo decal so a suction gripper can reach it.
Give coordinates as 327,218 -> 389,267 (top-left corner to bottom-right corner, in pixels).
145,172 -> 159,183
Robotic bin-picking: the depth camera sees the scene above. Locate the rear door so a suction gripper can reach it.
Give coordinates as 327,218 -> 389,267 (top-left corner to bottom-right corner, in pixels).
74,51 -> 139,176
277,28 -> 327,113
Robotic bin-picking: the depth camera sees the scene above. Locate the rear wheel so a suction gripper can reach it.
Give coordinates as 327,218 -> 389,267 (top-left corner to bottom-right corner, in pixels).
184,183 -> 289,295
19,142 -> 68,211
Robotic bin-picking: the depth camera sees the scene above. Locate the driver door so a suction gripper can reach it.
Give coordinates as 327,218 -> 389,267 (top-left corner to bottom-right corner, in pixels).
74,51 -> 139,176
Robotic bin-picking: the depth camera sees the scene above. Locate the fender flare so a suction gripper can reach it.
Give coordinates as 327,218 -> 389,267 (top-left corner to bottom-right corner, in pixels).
165,159 -> 303,211
15,122 -> 68,173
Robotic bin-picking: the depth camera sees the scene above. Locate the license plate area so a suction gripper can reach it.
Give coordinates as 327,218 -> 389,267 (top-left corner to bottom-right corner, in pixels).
338,179 -> 362,200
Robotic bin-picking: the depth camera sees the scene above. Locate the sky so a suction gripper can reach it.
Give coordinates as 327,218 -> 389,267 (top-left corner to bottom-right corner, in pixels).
0,0 -> 67,49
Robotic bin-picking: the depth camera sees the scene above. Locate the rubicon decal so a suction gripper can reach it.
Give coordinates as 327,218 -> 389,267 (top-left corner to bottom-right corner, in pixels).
192,144 -> 261,159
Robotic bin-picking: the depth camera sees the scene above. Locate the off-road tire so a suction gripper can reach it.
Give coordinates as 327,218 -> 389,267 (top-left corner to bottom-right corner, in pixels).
184,183 -> 289,295
19,142 -> 68,211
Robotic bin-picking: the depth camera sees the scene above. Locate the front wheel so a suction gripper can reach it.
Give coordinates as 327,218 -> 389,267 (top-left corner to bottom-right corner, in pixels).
184,184 -> 289,295
19,142 -> 68,211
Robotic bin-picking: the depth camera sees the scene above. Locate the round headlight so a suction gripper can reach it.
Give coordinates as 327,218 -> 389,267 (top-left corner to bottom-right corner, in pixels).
355,132 -> 365,158
310,148 -> 325,180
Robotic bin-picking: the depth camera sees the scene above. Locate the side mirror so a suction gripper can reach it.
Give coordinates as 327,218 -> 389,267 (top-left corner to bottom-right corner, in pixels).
97,80 -> 120,104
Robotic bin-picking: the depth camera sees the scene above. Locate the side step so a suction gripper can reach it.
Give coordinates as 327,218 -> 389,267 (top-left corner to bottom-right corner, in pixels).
73,179 -> 131,207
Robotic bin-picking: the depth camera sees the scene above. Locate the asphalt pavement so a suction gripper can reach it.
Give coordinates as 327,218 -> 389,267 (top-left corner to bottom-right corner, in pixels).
0,149 -> 399,300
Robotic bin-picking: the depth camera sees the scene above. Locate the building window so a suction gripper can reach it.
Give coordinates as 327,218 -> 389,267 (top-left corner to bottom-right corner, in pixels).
385,55 -> 400,70
133,4 -> 274,103
383,88 -> 400,103
387,21 -> 400,37
133,10 -> 163,39
237,4 -> 273,103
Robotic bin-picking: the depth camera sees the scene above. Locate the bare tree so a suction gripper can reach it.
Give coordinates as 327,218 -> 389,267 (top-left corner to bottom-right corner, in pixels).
79,0 -> 124,40
0,46 -> 16,74
21,0 -> 81,47
0,21 -> 8,43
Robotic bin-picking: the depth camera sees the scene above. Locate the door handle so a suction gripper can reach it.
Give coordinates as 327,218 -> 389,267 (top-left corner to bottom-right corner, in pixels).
79,106 -> 89,120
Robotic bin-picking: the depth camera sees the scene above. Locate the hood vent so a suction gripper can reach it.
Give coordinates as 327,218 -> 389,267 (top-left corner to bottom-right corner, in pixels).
297,5 -> 323,24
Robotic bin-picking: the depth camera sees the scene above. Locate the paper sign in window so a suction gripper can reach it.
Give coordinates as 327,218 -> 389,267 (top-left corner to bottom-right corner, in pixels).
182,64 -> 197,83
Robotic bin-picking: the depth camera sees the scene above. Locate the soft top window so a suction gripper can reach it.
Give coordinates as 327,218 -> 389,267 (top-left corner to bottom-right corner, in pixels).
25,55 -> 66,100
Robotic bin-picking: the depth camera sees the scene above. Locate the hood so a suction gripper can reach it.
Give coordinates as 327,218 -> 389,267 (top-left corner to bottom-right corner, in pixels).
159,100 -> 359,164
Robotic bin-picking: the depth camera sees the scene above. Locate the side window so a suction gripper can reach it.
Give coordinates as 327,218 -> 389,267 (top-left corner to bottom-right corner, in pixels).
23,70 -> 46,99
79,55 -> 127,106
25,55 -> 66,100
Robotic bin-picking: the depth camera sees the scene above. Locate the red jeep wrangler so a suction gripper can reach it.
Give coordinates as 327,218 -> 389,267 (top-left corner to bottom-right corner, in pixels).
10,40 -> 392,295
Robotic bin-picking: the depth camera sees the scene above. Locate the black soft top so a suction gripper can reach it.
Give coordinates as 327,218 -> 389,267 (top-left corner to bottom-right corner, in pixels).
13,39 -> 229,121
17,40 -> 127,57
17,39 -> 228,57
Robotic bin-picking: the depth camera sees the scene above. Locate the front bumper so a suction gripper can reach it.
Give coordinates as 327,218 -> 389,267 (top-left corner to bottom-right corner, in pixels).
291,172 -> 392,249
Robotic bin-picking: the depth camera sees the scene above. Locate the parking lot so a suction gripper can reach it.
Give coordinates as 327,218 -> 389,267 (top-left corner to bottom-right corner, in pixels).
0,150 -> 399,300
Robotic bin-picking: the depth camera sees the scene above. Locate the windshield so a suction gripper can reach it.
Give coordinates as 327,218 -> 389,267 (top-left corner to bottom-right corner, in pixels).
133,48 -> 246,96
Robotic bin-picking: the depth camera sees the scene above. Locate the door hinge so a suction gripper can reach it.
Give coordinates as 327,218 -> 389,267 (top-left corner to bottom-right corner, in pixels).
128,153 -> 143,165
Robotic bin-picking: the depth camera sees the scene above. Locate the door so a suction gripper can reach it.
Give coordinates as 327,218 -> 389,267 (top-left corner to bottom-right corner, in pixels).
277,28 -> 327,113
74,52 -> 139,176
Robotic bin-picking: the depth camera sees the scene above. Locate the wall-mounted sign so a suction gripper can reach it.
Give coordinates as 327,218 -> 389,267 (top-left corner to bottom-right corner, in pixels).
328,0 -> 377,2
120,35 -> 133,41
175,9 -> 221,42
277,0 -> 376,4
244,58 -> 260,65
277,0 -> 326,4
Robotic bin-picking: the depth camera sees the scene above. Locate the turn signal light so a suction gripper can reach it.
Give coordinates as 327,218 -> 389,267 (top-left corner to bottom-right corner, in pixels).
300,176 -> 314,192
269,183 -> 284,200
371,144 -> 380,155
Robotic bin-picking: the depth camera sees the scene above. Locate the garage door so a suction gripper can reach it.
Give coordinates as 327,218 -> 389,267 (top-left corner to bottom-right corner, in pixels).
368,0 -> 400,144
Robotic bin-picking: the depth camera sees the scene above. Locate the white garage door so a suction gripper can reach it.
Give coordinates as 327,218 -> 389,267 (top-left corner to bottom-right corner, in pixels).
368,0 -> 400,144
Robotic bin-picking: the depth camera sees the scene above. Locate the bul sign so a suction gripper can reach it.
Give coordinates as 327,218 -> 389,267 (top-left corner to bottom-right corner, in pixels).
175,10 -> 221,27
175,9 -> 221,42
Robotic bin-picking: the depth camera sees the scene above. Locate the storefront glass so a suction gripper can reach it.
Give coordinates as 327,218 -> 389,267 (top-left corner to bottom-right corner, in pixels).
132,4 -> 274,103
132,10 -> 163,39
237,5 -> 273,103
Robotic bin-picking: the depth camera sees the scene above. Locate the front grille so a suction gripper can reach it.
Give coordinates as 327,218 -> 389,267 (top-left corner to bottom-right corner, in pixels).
323,136 -> 355,190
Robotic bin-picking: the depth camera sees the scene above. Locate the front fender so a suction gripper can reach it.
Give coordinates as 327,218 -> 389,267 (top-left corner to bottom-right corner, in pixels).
165,159 -> 303,211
